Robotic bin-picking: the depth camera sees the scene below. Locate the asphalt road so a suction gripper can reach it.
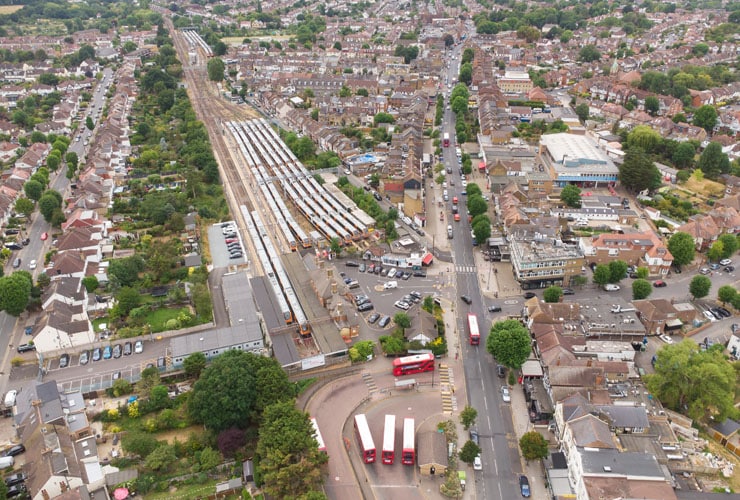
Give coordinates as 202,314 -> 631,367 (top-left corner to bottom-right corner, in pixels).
440,45 -> 524,500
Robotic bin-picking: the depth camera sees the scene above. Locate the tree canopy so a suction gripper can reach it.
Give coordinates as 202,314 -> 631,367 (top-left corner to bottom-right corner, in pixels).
188,350 -> 292,432
619,147 -> 661,192
697,142 -> 730,179
689,275 -> 711,299
667,232 -> 695,267
486,319 -> 531,369
543,286 -> 563,303
560,185 -> 581,208
632,279 -> 652,300
646,341 -> 738,423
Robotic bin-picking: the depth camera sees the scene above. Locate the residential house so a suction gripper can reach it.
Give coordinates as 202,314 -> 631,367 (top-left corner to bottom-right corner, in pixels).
579,230 -> 673,276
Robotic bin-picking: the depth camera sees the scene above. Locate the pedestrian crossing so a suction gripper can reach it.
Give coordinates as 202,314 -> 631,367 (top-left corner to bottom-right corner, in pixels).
439,364 -> 457,414
361,372 -> 378,395
455,265 -> 477,274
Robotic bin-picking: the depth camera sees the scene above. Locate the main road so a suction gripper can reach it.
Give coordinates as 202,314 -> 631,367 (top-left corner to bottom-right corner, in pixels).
441,43 -> 524,499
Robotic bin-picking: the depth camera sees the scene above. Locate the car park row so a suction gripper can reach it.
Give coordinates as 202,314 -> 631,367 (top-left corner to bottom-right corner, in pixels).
56,340 -> 144,369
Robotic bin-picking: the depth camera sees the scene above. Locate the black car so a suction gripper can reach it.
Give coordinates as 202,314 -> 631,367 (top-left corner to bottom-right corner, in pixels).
229,253 -> 243,260
716,306 -> 732,318
496,365 -> 506,378
469,428 -> 479,445
725,265 -> 735,272
374,266 -> 383,275
16,344 -> 35,353
357,302 -> 374,312
59,354 -> 70,368
395,270 -> 404,279
346,261 -> 360,267
488,305 -> 502,312
367,313 -> 380,324
562,288 -> 575,295
3,445 -> 25,457
4,473 -> 26,487
401,272 -> 411,280
157,356 -> 166,368
6,484 -> 26,498
413,270 -> 427,277
523,292 -> 536,299
710,308 -> 724,320
460,295 -> 472,305
378,315 -> 391,328
519,475 -> 531,497
123,342 -> 132,356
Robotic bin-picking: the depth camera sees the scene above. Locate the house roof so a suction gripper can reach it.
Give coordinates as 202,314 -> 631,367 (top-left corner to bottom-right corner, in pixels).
568,414 -> 615,449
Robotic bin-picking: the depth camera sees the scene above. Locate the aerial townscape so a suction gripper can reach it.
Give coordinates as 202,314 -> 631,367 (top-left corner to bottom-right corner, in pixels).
0,0 -> 739,499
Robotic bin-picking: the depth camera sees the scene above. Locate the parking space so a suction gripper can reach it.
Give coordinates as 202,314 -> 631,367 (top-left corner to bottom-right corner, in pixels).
208,221 -> 245,268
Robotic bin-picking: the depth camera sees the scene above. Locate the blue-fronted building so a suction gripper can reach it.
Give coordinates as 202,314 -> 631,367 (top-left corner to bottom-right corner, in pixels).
540,134 -> 619,188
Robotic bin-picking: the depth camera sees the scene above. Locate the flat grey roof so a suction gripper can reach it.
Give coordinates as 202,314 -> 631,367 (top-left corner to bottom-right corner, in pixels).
580,448 -> 664,478
170,325 -> 262,358
250,276 -> 283,330
222,271 -> 261,330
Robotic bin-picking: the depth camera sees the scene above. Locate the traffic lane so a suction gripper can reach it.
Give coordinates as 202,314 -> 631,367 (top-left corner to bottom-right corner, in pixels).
307,376 -> 366,500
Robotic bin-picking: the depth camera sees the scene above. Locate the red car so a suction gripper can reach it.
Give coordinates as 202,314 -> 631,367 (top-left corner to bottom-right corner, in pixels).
653,280 -> 667,288
40,232 -> 48,241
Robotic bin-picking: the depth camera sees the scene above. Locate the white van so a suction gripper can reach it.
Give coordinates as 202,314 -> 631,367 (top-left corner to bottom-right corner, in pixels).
0,456 -> 14,469
603,284 -> 621,292
4,389 -> 17,407
384,281 -> 398,290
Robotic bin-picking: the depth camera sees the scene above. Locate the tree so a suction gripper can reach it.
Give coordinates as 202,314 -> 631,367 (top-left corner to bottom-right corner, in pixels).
393,312 -> 411,335
575,103 -> 589,123
122,431 -> 161,458
718,234 -> 738,259
217,427 -> 247,458
257,401 -> 327,498
644,96 -> 660,116
689,275 -> 711,299
81,275 -> 98,293
115,286 -> 141,316
668,232 -> 695,267
578,44 -> 601,62
189,351 -> 291,432
632,279 -> 652,300
485,319 -> 531,370
136,367 -> 161,400
708,241 -> 724,263
543,286 -> 563,303
23,179 -> 44,201
672,142 -> 695,168
459,440 -> 481,464
14,197 -> 34,217
645,341 -> 736,422
627,125 -> 663,154
183,352 -> 207,378
0,273 -> 32,316
636,267 -> 649,279
472,219 -> 491,244
717,285 -> 736,305
38,191 -> 61,222
85,115 -> 94,131
693,105 -> 718,133
460,406 -> 477,430
619,147 -> 662,192
519,431 -> 549,461
201,54 -> 225,81
467,195 -> 487,218
559,185 -> 581,208
697,142 -> 730,179
145,444 -> 177,472
608,260 -> 628,283
592,264 -> 611,286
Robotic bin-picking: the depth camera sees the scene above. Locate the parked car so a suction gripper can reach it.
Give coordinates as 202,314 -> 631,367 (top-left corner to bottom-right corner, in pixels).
410,291 -> 423,301
703,310 -> 718,322
92,348 -> 102,361
79,350 -> 89,365
157,356 -> 166,368
387,268 -> 397,278
523,292 -> 536,299
724,265 -> 735,272
413,270 -> 427,277
59,354 -> 70,368
710,308 -> 725,320
469,429 -> 479,445
112,344 -> 122,359
6,484 -> 26,498
401,272 -> 411,280
16,344 -> 35,353
40,232 -> 48,240
123,342 -> 132,356
4,472 -> 27,487
3,445 -> 25,457
367,313 -> 380,324
394,300 -> 410,310
358,263 -> 366,272
357,302 -> 374,312
653,280 -> 667,287
29,260 -> 36,270
134,341 -> 143,354
473,455 -> 482,471
716,306 -> 732,318
659,334 -> 674,344
488,305 -> 502,312
395,270 -> 404,279
501,386 -> 510,402
103,346 -> 112,359
460,295 -> 472,304
346,261 -> 360,267
699,267 -> 711,275
561,288 -> 575,295
603,284 -> 620,291
378,315 -> 391,328
496,365 -> 506,378
720,258 -> 732,266
519,475 -> 531,497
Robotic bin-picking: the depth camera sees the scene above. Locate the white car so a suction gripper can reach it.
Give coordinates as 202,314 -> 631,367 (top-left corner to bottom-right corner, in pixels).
703,310 -> 717,322
603,284 -> 620,291
387,268 -> 397,278
473,454 -> 482,471
501,386 -> 511,402
394,300 -> 410,310
134,340 -> 144,354
384,281 -> 398,290
29,260 -> 36,270
720,258 -> 732,266
659,334 -> 674,344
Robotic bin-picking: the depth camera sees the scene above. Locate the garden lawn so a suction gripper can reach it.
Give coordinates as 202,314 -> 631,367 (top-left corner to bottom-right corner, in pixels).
148,307 -> 191,333
144,480 -> 217,500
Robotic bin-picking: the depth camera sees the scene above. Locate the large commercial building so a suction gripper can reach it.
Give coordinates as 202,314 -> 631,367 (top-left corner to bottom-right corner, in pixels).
497,71 -> 533,93
510,235 -> 585,290
540,134 -> 619,188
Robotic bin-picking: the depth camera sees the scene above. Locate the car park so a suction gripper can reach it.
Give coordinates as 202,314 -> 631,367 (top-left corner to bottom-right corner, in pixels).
488,305 -> 502,312
92,348 -> 102,361
378,315 -> 391,328
79,350 -> 89,365
59,354 -> 70,368
112,344 -> 122,358
653,280 -> 667,287
460,295 -> 472,304
367,313 -> 380,324
501,386 -> 510,402
519,475 -> 531,497
134,341 -> 144,354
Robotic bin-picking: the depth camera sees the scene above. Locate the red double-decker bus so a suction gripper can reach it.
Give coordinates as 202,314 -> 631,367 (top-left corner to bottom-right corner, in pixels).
354,414 -> 376,463
382,414 -> 396,465
402,417 -> 415,465
310,417 -> 327,455
392,353 -> 435,376
468,313 -> 480,345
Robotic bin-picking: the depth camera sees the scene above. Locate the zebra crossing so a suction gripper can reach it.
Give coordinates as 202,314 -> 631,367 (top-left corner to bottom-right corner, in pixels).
455,265 -> 477,274
361,372 -> 378,395
439,364 -> 457,414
